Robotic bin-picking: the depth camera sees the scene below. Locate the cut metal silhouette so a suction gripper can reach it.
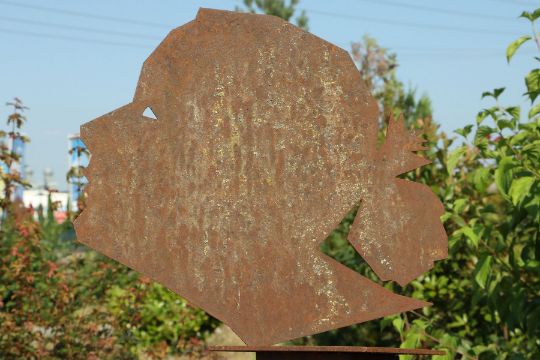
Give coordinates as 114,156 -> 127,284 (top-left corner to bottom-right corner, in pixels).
74,8 -> 447,346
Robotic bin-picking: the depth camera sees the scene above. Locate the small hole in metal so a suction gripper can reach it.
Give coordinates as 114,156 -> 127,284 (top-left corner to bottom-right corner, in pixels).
143,106 -> 157,120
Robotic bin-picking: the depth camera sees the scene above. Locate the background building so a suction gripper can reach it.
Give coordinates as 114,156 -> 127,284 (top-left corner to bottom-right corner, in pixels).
22,188 -> 69,223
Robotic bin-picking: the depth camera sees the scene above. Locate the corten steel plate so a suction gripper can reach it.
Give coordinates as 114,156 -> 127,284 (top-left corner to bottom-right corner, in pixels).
74,8 -> 447,346
209,345 -> 446,359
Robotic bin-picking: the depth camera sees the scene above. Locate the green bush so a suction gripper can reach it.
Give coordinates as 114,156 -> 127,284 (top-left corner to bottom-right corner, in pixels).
0,216 -> 218,359
303,7 -> 540,360
0,105 -> 218,359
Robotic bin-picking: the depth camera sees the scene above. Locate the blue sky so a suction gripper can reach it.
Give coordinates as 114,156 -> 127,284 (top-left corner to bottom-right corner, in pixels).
0,0 -> 538,190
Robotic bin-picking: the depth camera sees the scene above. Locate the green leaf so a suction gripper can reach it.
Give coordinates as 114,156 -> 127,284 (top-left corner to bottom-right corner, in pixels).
522,140 -> 540,162
400,331 -> 422,360
440,211 -> 452,223
447,146 -> 467,173
455,125 -> 473,138
433,334 -> 458,360
453,199 -> 467,214
462,226 -> 480,247
520,11 -> 532,20
474,255 -> 492,289
481,87 -> 505,100
496,119 -> 513,130
510,130 -> 529,146
505,106 -> 520,119
392,317 -> 404,336
476,109 -> 489,124
451,214 -> 467,228
525,68 -> 540,103
529,103 -> 540,119
475,125 -> 493,141
485,107 -> 499,122
495,156 -> 515,196
520,9 -> 540,21
509,176 -> 535,205
506,36 -> 531,62
470,167 -> 491,193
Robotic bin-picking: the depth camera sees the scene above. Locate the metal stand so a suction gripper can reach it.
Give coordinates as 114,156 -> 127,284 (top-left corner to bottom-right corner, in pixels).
209,346 -> 445,359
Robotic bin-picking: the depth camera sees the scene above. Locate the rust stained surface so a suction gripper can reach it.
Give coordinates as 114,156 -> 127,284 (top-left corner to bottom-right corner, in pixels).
74,8 -> 448,346
209,346 -> 445,355
209,346 -> 446,360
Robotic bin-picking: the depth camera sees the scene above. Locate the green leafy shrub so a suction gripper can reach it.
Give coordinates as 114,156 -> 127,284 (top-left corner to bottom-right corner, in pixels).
306,7 -> 540,360
0,102 -> 218,359
106,277 -> 217,357
0,222 -> 218,359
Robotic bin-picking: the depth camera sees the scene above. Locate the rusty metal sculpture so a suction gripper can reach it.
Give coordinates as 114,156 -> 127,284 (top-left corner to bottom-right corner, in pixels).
74,8 -> 447,349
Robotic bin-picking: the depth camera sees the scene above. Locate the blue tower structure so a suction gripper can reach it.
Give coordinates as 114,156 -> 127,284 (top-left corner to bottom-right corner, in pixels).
11,136 -> 26,199
1,135 -> 26,200
68,134 -> 88,211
